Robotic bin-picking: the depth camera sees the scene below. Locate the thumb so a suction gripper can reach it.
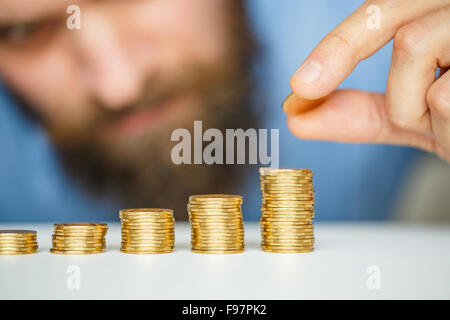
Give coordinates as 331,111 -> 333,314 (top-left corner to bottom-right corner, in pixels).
286,89 -> 435,152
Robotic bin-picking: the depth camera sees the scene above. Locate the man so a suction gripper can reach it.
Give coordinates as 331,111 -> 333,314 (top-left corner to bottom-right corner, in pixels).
0,0 -> 448,221
0,0 -> 257,220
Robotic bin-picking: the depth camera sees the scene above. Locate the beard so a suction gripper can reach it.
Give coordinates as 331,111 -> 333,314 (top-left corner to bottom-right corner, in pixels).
46,59 -> 257,220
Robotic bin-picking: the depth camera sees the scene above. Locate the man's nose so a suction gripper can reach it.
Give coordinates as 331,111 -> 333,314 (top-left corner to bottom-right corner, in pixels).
74,11 -> 144,110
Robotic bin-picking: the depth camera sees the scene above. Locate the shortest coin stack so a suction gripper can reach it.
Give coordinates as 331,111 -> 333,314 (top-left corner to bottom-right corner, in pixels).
51,223 -> 108,254
120,209 -> 175,254
0,230 -> 38,255
188,194 -> 244,254
259,168 -> 315,253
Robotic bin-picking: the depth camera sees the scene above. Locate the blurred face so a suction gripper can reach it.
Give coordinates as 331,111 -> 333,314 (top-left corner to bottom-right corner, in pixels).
0,0 -> 255,217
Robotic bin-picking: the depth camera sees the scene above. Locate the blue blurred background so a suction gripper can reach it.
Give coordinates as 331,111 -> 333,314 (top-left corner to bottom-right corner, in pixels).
0,0 -> 421,222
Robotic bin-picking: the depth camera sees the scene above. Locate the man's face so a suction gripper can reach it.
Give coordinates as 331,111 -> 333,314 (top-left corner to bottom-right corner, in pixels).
0,0 -> 254,217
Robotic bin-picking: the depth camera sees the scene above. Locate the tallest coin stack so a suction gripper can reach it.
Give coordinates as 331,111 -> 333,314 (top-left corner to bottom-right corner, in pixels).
259,168 -> 315,253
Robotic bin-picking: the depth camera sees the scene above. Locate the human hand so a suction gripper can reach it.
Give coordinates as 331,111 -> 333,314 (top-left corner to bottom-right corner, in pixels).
284,0 -> 450,161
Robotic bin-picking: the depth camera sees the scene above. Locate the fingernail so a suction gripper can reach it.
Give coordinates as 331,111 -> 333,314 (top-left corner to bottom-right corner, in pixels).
293,60 -> 322,84
281,92 -> 294,109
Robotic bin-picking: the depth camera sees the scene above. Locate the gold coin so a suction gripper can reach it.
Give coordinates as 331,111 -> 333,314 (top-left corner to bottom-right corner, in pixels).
261,207 -> 314,214
189,194 -> 242,200
190,220 -> 243,225
261,208 -> 314,213
51,244 -> 105,248
188,202 -> 242,207
261,247 -> 314,253
120,247 -> 173,250
120,216 -> 174,223
52,233 -> 105,238
260,177 -> 313,181
191,249 -> 243,254
192,229 -> 244,235
54,222 -> 107,228
0,230 -> 37,235
261,246 -> 314,252
51,240 -> 105,245
191,229 -> 244,234
261,215 -> 314,220
0,245 -> 39,251
121,229 -> 174,234
120,213 -> 173,220
192,236 -> 243,241
121,228 -> 174,234
260,179 -> 313,183
192,242 -> 244,247
190,215 -> 243,220
262,236 -> 315,242
0,237 -> 38,242
121,248 -> 174,253
260,219 -> 313,224
52,232 -> 106,238
261,184 -> 314,189
52,244 -> 105,249
121,225 -> 174,230
261,191 -> 314,195
192,235 -> 244,240
122,230 -> 175,235
260,183 -> 313,189
122,237 -> 174,242
261,228 -> 314,234
0,249 -> 38,255
120,216 -> 174,221
122,238 -> 174,243
262,230 -> 314,235
53,229 -> 107,234
50,249 -> 104,254
122,234 -> 174,238
261,242 -> 315,247
262,194 -> 314,199
191,225 -> 244,229
120,248 -> 173,254
120,208 -> 173,215
261,222 -> 313,227
121,226 -> 174,231
259,167 -> 312,174
260,171 -> 313,177
188,207 -> 242,213
121,242 -> 173,246
191,227 -> 244,232
191,247 -> 244,252
0,239 -> 38,244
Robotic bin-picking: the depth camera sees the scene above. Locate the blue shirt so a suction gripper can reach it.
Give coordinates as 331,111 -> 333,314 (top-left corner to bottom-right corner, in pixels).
0,0 -> 418,222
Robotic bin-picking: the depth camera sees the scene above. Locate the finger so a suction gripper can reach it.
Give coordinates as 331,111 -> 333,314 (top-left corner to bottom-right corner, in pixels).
281,92 -> 329,115
286,90 -> 436,153
290,0 -> 449,100
428,69 -> 450,159
386,5 -> 450,135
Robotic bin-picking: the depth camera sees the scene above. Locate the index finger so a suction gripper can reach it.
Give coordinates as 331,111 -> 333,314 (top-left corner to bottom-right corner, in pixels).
290,0 -> 449,100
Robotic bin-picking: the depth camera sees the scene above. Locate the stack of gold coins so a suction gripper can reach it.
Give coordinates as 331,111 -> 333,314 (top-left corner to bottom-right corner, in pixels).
259,168 -> 315,253
120,208 -> 175,254
51,223 -> 107,254
0,230 -> 38,255
188,194 -> 244,254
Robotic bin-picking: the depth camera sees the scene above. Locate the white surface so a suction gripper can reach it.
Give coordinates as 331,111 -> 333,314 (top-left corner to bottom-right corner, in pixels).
0,222 -> 449,299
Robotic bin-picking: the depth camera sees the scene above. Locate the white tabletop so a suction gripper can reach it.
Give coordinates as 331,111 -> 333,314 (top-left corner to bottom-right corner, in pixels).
0,222 -> 449,299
